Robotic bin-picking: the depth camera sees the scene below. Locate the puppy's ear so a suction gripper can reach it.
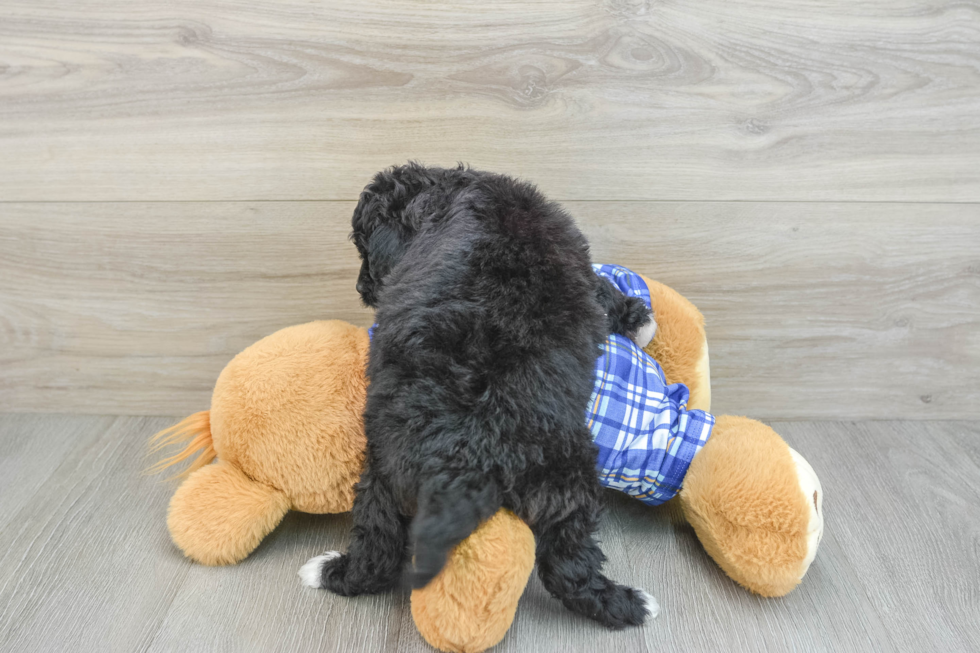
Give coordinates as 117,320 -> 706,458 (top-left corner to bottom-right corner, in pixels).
366,223 -> 409,282
367,164 -> 438,229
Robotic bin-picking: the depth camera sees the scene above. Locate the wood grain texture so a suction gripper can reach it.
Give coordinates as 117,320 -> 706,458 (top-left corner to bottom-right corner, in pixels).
0,202 -> 372,415
1,0 -> 978,201
578,201 -> 980,420
0,416 -> 189,653
145,512 -> 408,653
1,415 -> 978,652
0,414 -> 111,530
2,201 -> 977,419
774,420 -> 980,652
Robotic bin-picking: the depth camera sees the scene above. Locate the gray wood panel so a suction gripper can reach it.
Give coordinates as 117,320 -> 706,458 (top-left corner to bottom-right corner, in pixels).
581,201 -> 980,421
2,201 -> 977,419
0,0 -> 978,202
0,414 -> 111,530
145,511 -> 408,653
1,415 -> 978,652
0,202 -> 372,416
0,416 -> 189,653
776,420 -> 980,651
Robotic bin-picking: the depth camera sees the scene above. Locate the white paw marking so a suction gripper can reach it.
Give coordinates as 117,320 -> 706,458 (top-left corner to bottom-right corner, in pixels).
638,589 -> 660,619
298,551 -> 341,589
633,311 -> 657,349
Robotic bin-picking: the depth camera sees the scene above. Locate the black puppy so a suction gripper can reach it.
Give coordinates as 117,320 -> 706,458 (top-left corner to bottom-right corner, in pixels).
300,163 -> 655,628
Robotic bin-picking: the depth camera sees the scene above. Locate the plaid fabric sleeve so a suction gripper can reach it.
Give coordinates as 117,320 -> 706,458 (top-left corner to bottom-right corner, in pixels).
586,333 -> 714,506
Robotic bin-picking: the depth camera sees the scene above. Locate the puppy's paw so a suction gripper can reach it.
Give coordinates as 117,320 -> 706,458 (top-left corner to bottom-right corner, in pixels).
632,310 -> 657,349
613,296 -> 655,347
637,589 -> 660,620
592,584 -> 657,629
298,551 -> 342,589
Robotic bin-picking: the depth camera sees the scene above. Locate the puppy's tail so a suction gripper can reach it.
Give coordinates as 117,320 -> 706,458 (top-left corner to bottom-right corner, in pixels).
410,470 -> 503,589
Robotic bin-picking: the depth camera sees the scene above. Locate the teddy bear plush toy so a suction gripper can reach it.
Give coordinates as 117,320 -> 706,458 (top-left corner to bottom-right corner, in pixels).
151,266 -> 823,653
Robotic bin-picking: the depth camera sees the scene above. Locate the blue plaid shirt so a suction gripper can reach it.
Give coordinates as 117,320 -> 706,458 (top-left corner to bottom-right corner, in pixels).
590,265 -> 714,505
369,264 -> 714,506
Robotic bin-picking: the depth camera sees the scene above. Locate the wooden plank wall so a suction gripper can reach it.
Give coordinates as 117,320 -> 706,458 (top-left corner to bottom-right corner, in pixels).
1,0 -> 978,418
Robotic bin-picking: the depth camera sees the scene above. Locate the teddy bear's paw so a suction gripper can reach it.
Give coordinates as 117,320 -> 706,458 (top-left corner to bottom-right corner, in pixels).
298,551 -> 342,589
637,589 -> 660,620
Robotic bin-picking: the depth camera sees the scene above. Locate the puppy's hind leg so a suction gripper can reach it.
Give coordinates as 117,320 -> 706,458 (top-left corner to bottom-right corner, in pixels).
528,478 -> 658,628
299,465 -> 408,596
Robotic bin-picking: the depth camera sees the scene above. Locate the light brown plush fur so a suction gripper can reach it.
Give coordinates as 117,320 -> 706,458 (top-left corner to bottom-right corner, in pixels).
640,274 -> 711,410
411,510 -> 535,653
680,415 -> 811,597
156,320 -> 369,566
151,279 -> 818,652
208,320 -> 369,514
639,281 -> 812,596
168,460 -> 290,566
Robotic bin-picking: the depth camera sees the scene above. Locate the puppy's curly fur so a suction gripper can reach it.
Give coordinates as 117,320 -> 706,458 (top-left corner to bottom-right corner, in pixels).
308,163 -> 652,628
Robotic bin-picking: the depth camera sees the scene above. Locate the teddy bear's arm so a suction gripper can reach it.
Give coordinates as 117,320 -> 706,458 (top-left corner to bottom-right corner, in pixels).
679,416 -> 823,597
638,275 -> 711,412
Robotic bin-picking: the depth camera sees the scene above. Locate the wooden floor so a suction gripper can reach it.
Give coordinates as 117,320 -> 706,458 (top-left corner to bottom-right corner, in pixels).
0,414 -> 977,653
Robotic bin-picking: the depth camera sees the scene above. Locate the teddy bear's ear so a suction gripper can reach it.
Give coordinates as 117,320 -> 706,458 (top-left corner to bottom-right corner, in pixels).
167,461 -> 289,566
637,275 -> 711,412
